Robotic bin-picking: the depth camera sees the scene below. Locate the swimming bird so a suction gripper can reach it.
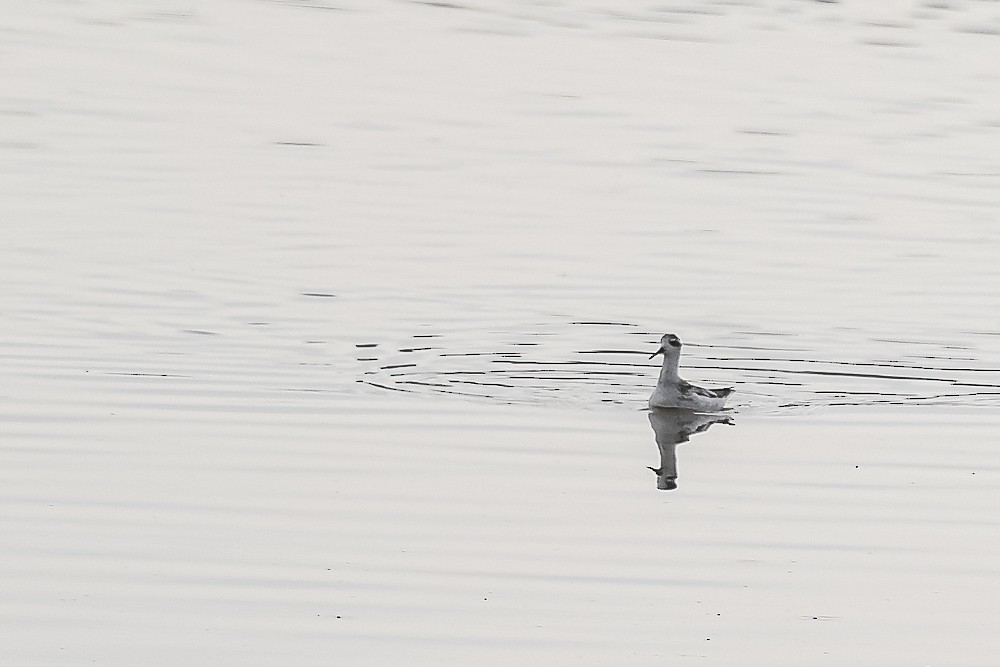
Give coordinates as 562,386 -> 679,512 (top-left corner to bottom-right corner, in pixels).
648,333 -> 733,411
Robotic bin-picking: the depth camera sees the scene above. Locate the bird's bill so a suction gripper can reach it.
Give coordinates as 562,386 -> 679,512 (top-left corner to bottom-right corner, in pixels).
649,346 -> 664,359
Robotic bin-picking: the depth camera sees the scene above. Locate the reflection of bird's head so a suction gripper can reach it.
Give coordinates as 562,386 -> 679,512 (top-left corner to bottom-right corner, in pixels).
649,333 -> 682,359
647,466 -> 677,490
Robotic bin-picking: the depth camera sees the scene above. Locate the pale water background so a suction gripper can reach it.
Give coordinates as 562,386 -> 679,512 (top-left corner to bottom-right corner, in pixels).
2,0 -> 1000,664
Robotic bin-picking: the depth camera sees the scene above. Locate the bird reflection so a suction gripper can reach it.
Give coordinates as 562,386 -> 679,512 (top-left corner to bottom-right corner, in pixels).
647,408 -> 734,490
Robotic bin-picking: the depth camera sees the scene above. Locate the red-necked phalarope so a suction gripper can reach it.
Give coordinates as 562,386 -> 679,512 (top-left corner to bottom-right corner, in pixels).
648,333 -> 733,411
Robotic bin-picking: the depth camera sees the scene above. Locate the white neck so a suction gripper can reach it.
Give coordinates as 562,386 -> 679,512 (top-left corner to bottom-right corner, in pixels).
657,350 -> 681,385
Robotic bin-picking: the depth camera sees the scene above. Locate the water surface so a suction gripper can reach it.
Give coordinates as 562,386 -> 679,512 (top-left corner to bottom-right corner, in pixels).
3,1 -> 1000,664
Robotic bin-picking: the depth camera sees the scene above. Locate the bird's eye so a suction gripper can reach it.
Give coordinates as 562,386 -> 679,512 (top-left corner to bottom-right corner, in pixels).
668,338 -> 681,347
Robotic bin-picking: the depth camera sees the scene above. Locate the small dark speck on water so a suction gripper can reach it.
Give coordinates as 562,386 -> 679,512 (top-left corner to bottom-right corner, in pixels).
356,343 -> 378,348
302,292 -> 336,298
183,329 -> 218,336
276,141 -> 323,147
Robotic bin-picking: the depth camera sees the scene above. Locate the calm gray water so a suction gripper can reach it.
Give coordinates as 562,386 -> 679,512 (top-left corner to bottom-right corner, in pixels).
3,1 -> 1000,664
4,0 -> 999,418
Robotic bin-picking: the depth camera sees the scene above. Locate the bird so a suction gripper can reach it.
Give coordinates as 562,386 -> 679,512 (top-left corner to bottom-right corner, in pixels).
648,333 -> 733,411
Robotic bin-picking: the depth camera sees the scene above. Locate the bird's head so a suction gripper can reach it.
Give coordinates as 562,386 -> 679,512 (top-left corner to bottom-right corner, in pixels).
649,333 -> 682,359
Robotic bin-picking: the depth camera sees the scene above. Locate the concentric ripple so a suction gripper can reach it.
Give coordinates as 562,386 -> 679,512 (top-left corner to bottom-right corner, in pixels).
356,322 -> 1000,413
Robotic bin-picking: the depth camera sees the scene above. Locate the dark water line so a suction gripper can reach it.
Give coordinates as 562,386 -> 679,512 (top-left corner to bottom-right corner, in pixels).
361,380 -> 412,393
